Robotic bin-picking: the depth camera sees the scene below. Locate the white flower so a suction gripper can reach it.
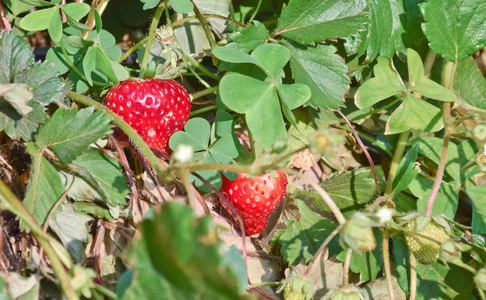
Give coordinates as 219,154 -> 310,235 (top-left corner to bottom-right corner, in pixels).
375,207 -> 394,224
173,144 -> 194,164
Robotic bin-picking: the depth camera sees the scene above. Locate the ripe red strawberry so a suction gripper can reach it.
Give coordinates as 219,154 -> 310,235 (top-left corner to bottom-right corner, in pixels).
104,79 -> 191,154
219,171 -> 288,235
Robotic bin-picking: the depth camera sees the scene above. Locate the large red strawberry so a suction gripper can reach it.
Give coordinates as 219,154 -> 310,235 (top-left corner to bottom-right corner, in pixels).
104,79 -> 191,154
219,171 -> 288,235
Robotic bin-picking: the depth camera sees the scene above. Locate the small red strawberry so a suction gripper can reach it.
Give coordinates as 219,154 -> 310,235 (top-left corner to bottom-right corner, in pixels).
219,171 -> 288,235
104,79 -> 191,154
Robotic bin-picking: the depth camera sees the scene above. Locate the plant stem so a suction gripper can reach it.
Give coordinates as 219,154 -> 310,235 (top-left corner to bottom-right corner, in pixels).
350,97 -> 401,122
334,125 -> 393,158
304,223 -> 344,278
171,14 -> 247,28
119,37 -> 147,63
247,282 -> 281,288
383,231 -> 395,300
190,86 -> 218,101
385,129 -> 410,195
337,109 -> 381,196
190,104 -> 218,117
190,0 -> 216,49
426,60 -> 456,216
342,248 -> 352,287
248,0 -> 263,23
0,1 -> 12,32
410,254 -> 417,300
281,167 -> 346,225
0,181 -> 78,300
140,2 -> 166,78
66,91 -> 165,177
179,169 -> 198,209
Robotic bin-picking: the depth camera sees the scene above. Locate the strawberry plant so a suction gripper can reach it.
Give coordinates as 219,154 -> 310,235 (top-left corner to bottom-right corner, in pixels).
1,0 -> 486,299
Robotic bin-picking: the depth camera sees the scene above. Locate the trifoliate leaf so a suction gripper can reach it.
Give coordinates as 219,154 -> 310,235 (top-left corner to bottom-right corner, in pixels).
227,20 -> 269,53
14,62 -> 64,105
421,0 -> 486,62
407,48 -> 456,102
355,56 -> 406,109
286,41 -> 350,110
19,6 -> 57,31
275,0 -> 368,45
24,143 -> 65,226
35,107 -> 112,164
385,95 -> 443,135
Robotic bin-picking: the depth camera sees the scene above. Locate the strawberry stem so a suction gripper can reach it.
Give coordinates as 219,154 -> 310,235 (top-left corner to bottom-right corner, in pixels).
190,0 -> 217,49
119,37 -> 147,63
281,167 -> 346,225
139,2 -> 166,78
426,60 -> 456,216
342,248 -> 352,287
410,253 -> 417,300
384,129 -> 411,196
383,230 -> 396,300
0,181 -> 78,300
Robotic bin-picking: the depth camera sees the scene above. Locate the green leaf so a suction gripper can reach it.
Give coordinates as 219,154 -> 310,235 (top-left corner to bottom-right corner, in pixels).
169,117 -> 211,151
141,0 -> 160,10
67,149 -> 130,206
123,202 -> 244,299
214,109 -> 234,137
0,101 -> 46,141
385,95 -> 443,135
392,143 -> 419,193
72,201 -> 114,220
169,0 -> 194,14
219,73 -> 287,150
61,2 -> 90,20
49,204 -> 92,263
47,7 -> 62,42
337,230 -> 383,281
464,185 -> 486,235
14,62 -> 64,105
251,43 -> 290,78
409,174 -> 458,219
275,0 -> 368,44
287,41 -> 350,110
413,136 -> 461,183
227,20 -> 268,53
355,56 -> 406,109
24,143 -> 65,226
277,199 -> 340,264
212,46 -> 259,66
316,168 -> 379,217
0,31 -> 34,84
350,0 -> 424,61
0,83 -> 33,116
420,0 -> 486,62
454,56 -> 486,109
35,107 -> 112,164
407,48 -> 456,102
19,7 -> 56,31
221,246 -> 248,293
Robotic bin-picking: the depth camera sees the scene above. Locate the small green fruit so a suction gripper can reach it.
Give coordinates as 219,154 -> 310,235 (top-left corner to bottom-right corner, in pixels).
405,217 -> 450,264
321,285 -> 368,300
277,276 -> 313,300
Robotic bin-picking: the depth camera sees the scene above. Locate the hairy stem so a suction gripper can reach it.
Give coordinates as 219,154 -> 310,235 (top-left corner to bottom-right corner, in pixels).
410,254 -> 417,300
426,60 -> 456,215
385,129 -> 410,195
281,167 -> 346,225
190,0 -> 216,49
119,37 -> 147,63
337,109 -> 381,195
342,248 -> 353,287
383,231 -> 395,300
0,181 -> 78,300
140,2 -> 166,78
171,14 -> 247,28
